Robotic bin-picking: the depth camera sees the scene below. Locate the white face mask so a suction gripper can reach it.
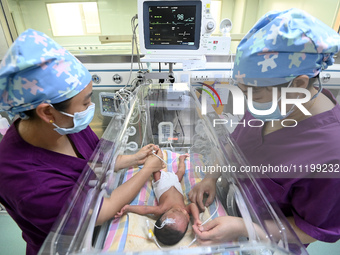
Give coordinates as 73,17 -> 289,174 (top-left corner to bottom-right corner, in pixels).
247,80 -> 295,120
248,79 -> 322,121
51,103 -> 95,135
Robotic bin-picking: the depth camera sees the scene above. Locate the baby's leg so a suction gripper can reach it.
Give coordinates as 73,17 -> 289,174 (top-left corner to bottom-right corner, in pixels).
176,154 -> 188,182
153,171 -> 161,181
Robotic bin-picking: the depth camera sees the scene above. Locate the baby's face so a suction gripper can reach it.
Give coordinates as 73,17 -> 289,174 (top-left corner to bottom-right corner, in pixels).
163,206 -> 190,233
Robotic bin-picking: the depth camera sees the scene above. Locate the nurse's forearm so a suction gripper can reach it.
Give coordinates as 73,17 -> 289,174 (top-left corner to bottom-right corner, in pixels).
286,217 -> 316,244
203,170 -> 221,180
263,217 -> 316,244
114,154 -> 137,171
96,166 -> 152,225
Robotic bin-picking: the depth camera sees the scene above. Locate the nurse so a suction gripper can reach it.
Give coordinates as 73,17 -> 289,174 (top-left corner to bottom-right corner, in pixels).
0,29 -> 164,255
189,8 -> 340,245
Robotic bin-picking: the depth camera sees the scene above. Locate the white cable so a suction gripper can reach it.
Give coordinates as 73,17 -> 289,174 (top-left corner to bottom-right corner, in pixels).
170,156 -> 178,164
115,91 -> 127,103
129,105 -> 141,125
152,149 -> 188,166
141,109 -> 147,147
152,151 -> 168,165
201,199 -> 219,225
126,15 -> 144,87
154,217 -> 176,229
187,199 -> 219,248
146,219 -> 163,250
153,236 -> 163,249
145,198 -> 221,250
187,236 -> 197,247
126,16 -> 137,87
144,190 -> 219,250
169,141 -> 174,152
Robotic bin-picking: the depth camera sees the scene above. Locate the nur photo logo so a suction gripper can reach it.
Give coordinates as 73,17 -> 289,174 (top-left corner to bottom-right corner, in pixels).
200,81 -> 313,128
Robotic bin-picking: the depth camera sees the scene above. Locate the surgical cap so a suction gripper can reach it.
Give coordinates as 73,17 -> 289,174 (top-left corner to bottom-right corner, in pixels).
232,8 -> 340,86
0,29 -> 92,118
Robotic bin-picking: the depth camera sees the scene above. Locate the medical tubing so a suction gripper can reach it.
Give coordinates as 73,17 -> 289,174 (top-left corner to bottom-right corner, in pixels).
126,25 -> 135,86
129,100 -> 142,125
141,107 -> 147,147
167,140 -> 175,152
132,14 -> 143,71
146,219 -> 164,249
152,151 -> 168,165
134,24 -> 143,71
152,149 -> 184,166
146,193 -> 219,249
127,15 -> 139,87
187,198 -> 219,248
154,217 -> 176,229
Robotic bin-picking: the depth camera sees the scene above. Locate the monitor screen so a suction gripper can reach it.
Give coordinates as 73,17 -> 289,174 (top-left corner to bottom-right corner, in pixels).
143,1 -> 201,50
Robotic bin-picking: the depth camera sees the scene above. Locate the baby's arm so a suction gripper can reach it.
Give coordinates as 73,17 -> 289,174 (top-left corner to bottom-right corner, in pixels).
114,144 -> 156,171
115,204 -> 162,217
186,203 -> 202,227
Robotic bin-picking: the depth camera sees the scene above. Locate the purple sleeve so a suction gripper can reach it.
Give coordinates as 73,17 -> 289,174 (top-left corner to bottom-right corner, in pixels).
16,165 -> 87,235
290,178 -> 340,242
17,186 -> 72,235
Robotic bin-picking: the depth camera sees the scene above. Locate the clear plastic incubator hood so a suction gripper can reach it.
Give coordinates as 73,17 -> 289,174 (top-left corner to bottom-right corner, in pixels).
39,83 -> 308,255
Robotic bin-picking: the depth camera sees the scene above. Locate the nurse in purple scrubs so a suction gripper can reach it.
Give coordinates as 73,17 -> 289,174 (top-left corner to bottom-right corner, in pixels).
0,29 -> 164,255
189,8 -> 340,246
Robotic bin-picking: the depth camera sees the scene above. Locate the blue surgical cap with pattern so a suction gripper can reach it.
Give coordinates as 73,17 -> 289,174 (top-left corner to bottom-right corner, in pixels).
0,29 -> 92,119
232,8 -> 340,87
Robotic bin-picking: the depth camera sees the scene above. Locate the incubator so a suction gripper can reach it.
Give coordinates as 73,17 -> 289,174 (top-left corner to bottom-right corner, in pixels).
39,82 -> 307,255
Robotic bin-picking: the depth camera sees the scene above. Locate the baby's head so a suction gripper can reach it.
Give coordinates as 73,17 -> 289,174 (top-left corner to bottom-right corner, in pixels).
154,206 -> 190,245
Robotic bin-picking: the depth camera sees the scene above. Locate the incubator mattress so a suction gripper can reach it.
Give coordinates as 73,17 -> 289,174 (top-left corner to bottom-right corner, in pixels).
102,150 -> 231,252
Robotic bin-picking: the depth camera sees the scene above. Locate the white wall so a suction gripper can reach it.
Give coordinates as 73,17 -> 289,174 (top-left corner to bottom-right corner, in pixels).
4,0 -> 340,53
0,22 -> 9,60
7,0 -> 137,47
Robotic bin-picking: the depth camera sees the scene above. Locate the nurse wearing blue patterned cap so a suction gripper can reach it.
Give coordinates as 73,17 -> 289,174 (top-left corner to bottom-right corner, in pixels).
0,29 -> 163,255
190,9 -> 340,248
232,8 -> 340,133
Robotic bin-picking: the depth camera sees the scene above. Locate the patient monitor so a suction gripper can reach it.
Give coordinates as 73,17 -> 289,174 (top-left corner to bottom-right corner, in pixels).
138,0 -> 231,63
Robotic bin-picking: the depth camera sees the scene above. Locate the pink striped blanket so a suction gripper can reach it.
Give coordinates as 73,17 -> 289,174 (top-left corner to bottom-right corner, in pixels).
102,150 -> 228,252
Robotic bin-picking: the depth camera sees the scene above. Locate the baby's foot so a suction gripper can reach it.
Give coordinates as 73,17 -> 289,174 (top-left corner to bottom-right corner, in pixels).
177,154 -> 189,179
179,154 -> 189,162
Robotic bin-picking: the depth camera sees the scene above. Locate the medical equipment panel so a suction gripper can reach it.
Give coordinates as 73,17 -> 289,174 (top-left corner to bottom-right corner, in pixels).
39,83 -> 307,255
99,92 -> 117,116
143,1 -> 202,50
138,0 -> 231,62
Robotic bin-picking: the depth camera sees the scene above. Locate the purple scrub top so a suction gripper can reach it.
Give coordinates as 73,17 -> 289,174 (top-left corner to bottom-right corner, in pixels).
0,120 -> 99,255
231,89 -> 340,242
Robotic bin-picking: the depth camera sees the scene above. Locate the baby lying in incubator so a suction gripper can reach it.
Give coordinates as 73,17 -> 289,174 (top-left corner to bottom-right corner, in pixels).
115,154 -> 201,245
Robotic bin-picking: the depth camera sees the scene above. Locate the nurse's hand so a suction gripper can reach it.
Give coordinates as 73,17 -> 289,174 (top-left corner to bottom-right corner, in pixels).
115,204 -> 130,218
192,216 -> 246,245
143,147 -> 166,173
134,144 -> 157,165
189,177 -> 217,211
